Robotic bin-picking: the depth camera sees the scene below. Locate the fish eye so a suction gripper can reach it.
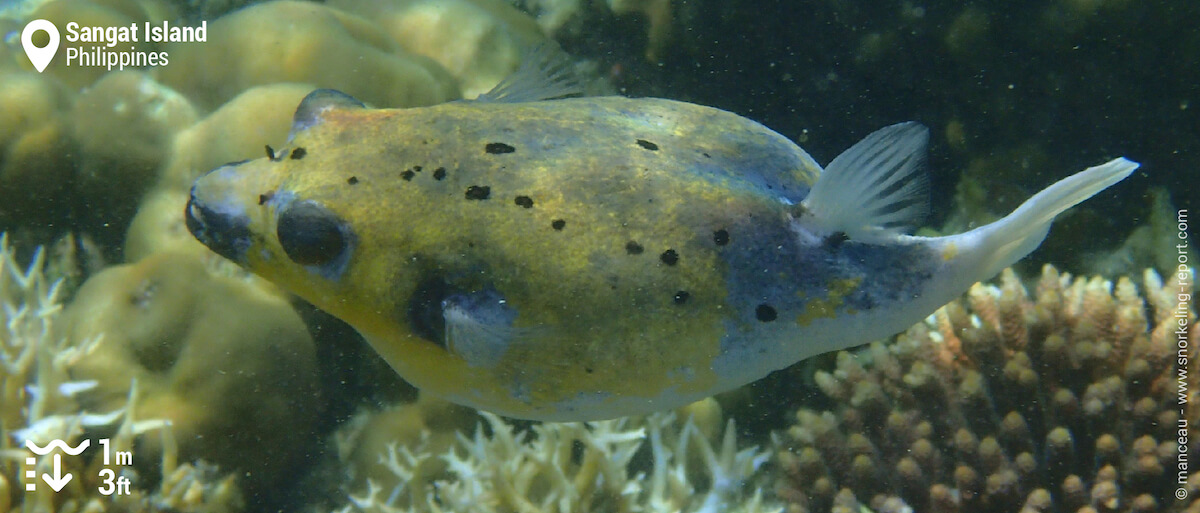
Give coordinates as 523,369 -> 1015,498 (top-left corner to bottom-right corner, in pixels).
277,201 -> 349,266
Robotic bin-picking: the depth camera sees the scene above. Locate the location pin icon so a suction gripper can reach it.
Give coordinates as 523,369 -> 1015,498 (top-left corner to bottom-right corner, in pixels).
21,19 -> 60,73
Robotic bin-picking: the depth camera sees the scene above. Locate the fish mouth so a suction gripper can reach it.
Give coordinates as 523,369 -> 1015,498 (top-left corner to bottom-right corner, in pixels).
185,183 -> 253,263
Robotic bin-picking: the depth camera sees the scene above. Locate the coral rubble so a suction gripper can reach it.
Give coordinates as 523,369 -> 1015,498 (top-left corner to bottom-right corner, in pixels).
776,265 -> 1198,513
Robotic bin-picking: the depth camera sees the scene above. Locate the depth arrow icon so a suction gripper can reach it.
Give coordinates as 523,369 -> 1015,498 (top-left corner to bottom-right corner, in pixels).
41,454 -> 72,492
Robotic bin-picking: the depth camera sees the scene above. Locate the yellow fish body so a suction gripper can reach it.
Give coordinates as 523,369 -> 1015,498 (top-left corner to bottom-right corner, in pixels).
186,60 -> 1138,421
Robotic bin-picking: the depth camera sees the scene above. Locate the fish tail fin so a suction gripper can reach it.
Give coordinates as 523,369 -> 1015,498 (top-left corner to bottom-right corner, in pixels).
936,157 -> 1139,281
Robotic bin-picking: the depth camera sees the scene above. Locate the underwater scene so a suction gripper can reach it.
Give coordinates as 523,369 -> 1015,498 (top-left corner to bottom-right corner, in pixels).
0,0 -> 1197,512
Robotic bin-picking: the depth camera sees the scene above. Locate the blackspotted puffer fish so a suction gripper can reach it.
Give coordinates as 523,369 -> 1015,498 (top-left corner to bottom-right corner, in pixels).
185,52 -> 1139,421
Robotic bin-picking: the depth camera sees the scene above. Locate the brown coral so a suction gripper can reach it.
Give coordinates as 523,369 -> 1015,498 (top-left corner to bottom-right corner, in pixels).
775,266 -> 1198,513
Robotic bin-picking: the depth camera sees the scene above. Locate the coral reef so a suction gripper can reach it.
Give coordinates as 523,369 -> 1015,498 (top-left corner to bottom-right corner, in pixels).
1085,187 -> 1198,281
123,188 -> 210,262
157,1 -> 460,111
64,249 -> 320,497
0,234 -> 244,513
331,0 -> 546,99
513,0 -> 672,62
1,1 -> 1189,511
155,82 -> 311,191
0,71 -> 75,233
332,395 -> 779,513
775,265 -> 1198,513
71,70 -> 198,241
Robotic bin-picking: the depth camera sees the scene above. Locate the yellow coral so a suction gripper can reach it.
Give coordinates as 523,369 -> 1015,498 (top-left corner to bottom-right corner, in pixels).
332,0 -> 547,99
157,1 -> 460,111
0,72 -> 75,230
64,249 -> 319,497
156,82 -> 313,191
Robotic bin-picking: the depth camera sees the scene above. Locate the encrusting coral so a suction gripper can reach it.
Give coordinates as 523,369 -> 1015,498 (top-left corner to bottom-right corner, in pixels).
64,249 -> 320,498
154,82 -> 314,192
775,265 -> 1198,513
0,71 -> 75,233
71,70 -> 199,242
157,1 -> 460,111
0,234 -> 243,513
331,396 -> 780,513
330,0 -> 547,99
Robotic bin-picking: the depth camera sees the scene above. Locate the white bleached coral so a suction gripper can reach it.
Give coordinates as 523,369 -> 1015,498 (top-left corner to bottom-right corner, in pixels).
335,403 -> 779,513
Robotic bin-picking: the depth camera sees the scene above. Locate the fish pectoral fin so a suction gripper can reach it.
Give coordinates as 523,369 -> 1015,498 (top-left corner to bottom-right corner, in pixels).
472,42 -> 582,103
798,122 -> 930,242
934,157 -> 1139,280
444,312 -> 544,369
288,89 -> 366,142
441,290 -> 544,368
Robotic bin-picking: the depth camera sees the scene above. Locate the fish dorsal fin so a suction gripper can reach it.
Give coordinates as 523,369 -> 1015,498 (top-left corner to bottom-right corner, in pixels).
288,89 -> 365,141
473,42 -> 582,103
798,122 -> 930,242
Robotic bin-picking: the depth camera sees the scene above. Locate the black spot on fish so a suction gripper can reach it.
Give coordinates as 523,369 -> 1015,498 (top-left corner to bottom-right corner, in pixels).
485,142 -> 516,154
433,167 -> 446,180
660,249 -> 679,266
860,296 -> 875,310
258,193 -> 271,205
625,241 -> 644,255
756,304 -> 777,322
551,219 -> 566,230
514,195 -> 534,208
347,176 -> 359,185
825,231 -> 849,250
465,186 -> 491,200
636,139 -> 659,151
674,291 -> 690,305
401,169 -> 415,181
290,147 -> 307,160
413,166 -> 422,172
714,229 -> 730,246
702,152 -> 712,159
265,145 -> 276,160
585,367 -> 594,374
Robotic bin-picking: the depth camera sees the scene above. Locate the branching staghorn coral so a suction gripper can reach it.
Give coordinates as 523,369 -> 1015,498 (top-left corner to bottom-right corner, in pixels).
0,234 -> 243,513
776,265 -> 1197,513
335,404 -> 779,513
